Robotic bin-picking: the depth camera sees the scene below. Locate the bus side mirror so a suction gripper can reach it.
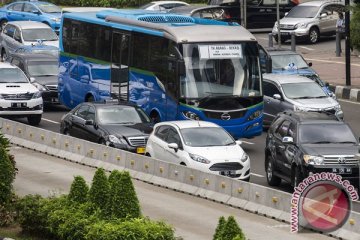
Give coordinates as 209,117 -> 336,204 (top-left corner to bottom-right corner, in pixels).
177,60 -> 186,76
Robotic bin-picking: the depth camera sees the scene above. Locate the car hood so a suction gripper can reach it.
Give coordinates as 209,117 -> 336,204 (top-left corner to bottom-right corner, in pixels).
101,123 -> 153,138
288,97 -> 339,109
301,144 -> 359,156
32,75 -> 58,86
187,144 -> 245,162
0,83 -> 38,94
45,12 -> 62,18
24,41 -> 59,48
272,68 -> 315,75
280,18 -> 314,25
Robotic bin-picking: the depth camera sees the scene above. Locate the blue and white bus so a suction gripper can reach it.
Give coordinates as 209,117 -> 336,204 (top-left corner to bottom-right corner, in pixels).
58,9 -> 267,139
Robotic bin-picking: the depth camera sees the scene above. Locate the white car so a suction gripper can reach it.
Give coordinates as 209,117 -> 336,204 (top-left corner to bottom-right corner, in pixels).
0,62 -> 43,125
139,1 -> 189,11
146,121 -> 250,181
0,21 -> 59,61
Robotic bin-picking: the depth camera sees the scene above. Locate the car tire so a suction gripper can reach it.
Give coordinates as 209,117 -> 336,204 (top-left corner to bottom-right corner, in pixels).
265,155 -> 281,186
242,176 -> 250,182
27,114 -> 42,126
0,19 -> 7,32
150,111 -> 160,123
63,128 -> 70,136
292,166 -> 303,187
308,27 -> 319,44
1,49 -> 7,62
86,95 -> 94,102
99,138 -> 109,146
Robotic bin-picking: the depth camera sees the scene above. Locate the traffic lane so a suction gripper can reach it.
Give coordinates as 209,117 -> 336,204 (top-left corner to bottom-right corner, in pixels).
12,146 -> 334,240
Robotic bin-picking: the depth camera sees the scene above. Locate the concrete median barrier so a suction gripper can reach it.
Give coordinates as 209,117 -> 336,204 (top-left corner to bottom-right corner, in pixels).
1,117 -> 360,240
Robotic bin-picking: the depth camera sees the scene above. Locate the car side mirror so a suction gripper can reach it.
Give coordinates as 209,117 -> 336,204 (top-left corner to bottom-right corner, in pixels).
235,140 -> 242,145
273,94 -> 281,100
325,82 -> 330,87
308,62 -> 312,67
32,10 -> 41,15
80,75 -> 90,82
282,136 -> 293,144
320,13 -> 327,18
29,77 -> 35,83
285,12 -> 288,16
85,119 -> 94,125
168,143 -> 179,152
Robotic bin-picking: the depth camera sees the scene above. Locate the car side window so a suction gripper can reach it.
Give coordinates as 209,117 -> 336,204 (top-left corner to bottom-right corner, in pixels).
11,58 -> 20,66
275,120 -> 291,139
74,105 -> 89,119
166,128 -> 182,148
23,3 -> 37,13
263,81 -> 281,97
4,25 -> 15,38
13,28 -> 21,42
8,3 -> 23,11
86,106 -> 95,121
155,125 -> 170,141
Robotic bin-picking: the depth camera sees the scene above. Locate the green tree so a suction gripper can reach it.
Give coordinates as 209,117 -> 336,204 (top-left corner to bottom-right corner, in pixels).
0,132 -> 15,207
351,4 -> 360,51
213,216 -> 226,240
89,168 -> 109,211
68,176 -> 89,204
221,216 -> 245,240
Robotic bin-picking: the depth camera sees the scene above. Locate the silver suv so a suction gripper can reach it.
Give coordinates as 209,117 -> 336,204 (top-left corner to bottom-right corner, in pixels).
272,0 -> 345,43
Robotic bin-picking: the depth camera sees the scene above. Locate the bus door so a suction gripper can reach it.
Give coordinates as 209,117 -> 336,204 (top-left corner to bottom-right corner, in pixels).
165,43 -> 180,120
111,32 -> 130,102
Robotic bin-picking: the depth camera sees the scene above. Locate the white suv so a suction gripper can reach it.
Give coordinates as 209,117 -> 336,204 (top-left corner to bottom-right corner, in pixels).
0,62 -> 43,125
145,121 -> 251,181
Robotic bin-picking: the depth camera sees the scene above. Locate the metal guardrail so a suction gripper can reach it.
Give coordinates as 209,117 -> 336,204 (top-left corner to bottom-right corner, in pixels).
0,117 -> 359,240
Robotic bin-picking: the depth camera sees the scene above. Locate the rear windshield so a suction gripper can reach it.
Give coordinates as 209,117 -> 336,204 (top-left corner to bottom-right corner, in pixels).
0,68 -> 28,83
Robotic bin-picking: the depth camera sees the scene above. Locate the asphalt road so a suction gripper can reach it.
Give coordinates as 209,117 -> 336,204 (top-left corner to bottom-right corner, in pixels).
12,146 -> 334,240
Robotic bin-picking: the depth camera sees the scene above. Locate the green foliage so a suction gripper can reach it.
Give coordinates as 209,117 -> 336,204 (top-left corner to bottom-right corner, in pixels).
108,171 -> 141,219
213,216 -> 226,240
0,131 -> 16,207
351,4 -> 360,51
221,216 -> 245,240
89,168 -> 109,211
68,176 -> 89,204
232,235 -> 244,240
86,218 -> 175,240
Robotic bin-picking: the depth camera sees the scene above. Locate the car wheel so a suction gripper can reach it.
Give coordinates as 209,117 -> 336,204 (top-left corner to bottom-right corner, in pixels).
150,111 -> 160,123
27,114 -> 42,126
99,138 -> 109,146
265,155 -> 281,186
145,152 -> 151,157
63,128 -> 70,136
308,27 -> 319,44
86,95 -> 94,102
0,20 -> 7,32
1,49 -> 7,62
292,166 -> 303,187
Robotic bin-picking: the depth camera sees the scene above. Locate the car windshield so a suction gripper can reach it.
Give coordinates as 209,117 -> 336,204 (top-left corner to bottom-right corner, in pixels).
0,68 -> 28,83
91,68 -> 111,80
180,127 -> 235,147
271,54 -> 308,70
299,124 -> 357,144
181,42 -> 262,99
139,2 -> 155,9
22,29 -> 58,42
27,61 -> 58,77
97,106 -> 150,124
37,4 -> 61,13
282,82 -> 327,99
286,6 -> 319,18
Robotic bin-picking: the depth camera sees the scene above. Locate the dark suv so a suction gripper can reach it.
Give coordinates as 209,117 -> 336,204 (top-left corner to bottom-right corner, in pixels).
265,111 -> 359,188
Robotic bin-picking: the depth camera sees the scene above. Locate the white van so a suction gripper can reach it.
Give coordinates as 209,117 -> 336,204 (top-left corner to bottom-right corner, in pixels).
0,62 -> 43,125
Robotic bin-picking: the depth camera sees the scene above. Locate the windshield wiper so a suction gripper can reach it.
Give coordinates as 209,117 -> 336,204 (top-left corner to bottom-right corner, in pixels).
292,96 -> 314,99
311,141 -> 332,144
335,141 -> 357,144
225,142 -> 235,146
313,96 -> 327,98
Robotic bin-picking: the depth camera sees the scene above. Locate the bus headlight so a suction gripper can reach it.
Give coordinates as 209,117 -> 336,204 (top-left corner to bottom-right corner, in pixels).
182,111 -> 200,120
248,110 -> 262,121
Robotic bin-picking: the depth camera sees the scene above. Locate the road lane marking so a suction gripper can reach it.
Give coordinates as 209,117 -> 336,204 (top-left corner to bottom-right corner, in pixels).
257,37 -> 268,40
241,140 -> 255,145
251,173 -> 265,178
298,46 -> 314,51
42,118 -> 60,124
305,58 -> 360,67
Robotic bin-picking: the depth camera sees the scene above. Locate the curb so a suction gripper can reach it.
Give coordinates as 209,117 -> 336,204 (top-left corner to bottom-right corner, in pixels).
329,85 -> 360,102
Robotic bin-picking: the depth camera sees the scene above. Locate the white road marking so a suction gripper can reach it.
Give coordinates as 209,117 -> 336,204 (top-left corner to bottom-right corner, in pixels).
338,99 -> 360,105
241,140 -> 255,145
305,58 -> 360,67
251,173 -> 265,178
298,46 -> 314,51
257,37 -> 268,40
42,118 -> 60,124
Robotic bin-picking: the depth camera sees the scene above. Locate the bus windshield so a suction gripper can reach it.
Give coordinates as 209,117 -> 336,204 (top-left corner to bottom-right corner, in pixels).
181,42 -> 261,99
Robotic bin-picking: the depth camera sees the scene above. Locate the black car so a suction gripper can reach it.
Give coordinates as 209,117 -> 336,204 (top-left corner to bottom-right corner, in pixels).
265,111 -> 359,188
60,102 -> 153,154
7,53 -> 59,105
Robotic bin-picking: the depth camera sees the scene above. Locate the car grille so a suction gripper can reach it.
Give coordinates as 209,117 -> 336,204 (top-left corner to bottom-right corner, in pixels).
209,162 -> 243,171
280,24 -> 295,30
2,93 -> 33,100
127,137 -> 148,147
323,155 -> 359,165
203,109 -> 247,120
46,85 -> 58,91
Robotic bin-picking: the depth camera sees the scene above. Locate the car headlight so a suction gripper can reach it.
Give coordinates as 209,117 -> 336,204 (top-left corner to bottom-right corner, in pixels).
303,155 -> 324,165
182,111 -> 200,120
0,94 -> 3,99
32,91 -> 42,99
240,153 -> 249,163
334,104 -> 341,110
32,82 -> 47,91
51,17 -> 61,22
108,135 -> 126,145
295,22 -> 308,29
189,153 -> 210,164
248,110 -> 262,121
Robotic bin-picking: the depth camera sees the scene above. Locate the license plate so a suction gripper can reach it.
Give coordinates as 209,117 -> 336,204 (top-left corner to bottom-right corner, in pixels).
332,168 -> 352,174
220,170 -> 236,177
281,32 -> 290,35
11,102 -> 26,108
136,147 -> 145,154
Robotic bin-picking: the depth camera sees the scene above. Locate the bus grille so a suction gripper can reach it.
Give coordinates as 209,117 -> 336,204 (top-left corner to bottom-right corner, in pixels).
138,15 -> 195,23
127,137 -> 148,147
323,155 -> 359,165
203,109 -> 247,120
2,93 -> 34,100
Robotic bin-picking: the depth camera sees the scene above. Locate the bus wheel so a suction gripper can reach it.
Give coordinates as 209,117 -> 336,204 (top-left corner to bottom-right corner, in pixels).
86,95 -> 94,102
150,111 -> 160,123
